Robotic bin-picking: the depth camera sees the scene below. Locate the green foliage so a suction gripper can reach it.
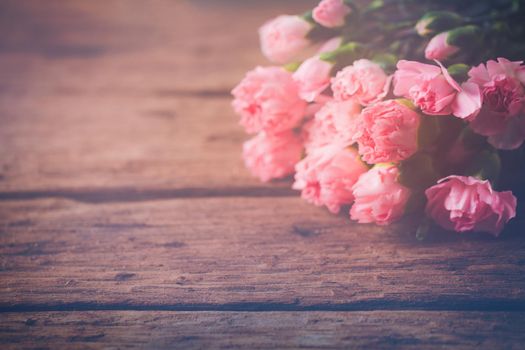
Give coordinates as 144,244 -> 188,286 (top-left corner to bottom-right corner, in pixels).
416,11 -> 463,36
320,42 -> 367,73
372,53 -> 398,72
447,63 -> 470,81
446,25 -> 482,47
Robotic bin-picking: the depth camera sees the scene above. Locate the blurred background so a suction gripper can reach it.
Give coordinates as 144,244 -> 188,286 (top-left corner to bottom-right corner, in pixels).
0,0 -> 317,196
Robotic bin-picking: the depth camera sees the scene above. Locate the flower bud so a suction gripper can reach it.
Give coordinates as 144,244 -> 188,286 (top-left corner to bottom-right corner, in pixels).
446,25 -> 482,49
259,15 -> 313,64
313,0 -> 353,28
424,25 -> 482,62
424,32 -> 460,61
415,11 -> 462,37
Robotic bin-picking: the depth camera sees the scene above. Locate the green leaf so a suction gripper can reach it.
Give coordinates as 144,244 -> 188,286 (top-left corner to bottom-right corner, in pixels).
367,0 -> 384,11
319,42 -> 364,64
396,98 -> 417,110
447,63 -> 470,82
283,62 -> 301,73
372,53 -> 398,72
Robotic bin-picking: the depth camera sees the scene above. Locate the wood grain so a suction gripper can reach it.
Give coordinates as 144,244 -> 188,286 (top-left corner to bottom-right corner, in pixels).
1,197 -> 524,310
0,0 -> 317,91
1,0 -> 524,348
0,0 -> 318,193
0,95 -> 297,193
1,311 -> 524,349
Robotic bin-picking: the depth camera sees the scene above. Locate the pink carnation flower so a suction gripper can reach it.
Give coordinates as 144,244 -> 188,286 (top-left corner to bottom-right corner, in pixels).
424,32 -> 460,61
293,145 -> 368,213
232,66 -> 307,134
393,60 -> 482,119
318,37 -> 343,54
350,164 -> 411,225
313,0 -> 352,28
332,59 -> 390,106
467,58 -> 525,150
425,176 -> 517,236
259,15 -> 312,64
354,100 -> 420,164
243,131 -> 303,182
303,99 -> 361,151
293,56 -> 333,102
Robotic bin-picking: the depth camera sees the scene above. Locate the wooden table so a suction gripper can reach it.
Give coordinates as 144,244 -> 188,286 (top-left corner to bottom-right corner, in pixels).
1,1 -> 524,348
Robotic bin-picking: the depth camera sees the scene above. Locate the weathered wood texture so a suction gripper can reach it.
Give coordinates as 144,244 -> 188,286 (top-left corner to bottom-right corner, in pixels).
1,197 -> 524,310
1,0 -> 525,348
2,311 -> 525,350
0,0 -> 315,193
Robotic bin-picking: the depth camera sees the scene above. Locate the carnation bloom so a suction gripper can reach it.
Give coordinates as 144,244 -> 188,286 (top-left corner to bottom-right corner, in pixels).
243,131 -> 303,182
293,56 -> 333,102
393,60 -> 481,119
354,100 -> 420,164
331,59 -> 390,106
293,145 -> 368,213
232,66 -> 307,134
313,0 -> 352,28
467,58 -> 525,150
303,99 -> 361,151
424,32 -> 460,61
350,164 -> 411,225
259,15 -> 312,64
425,176 -> 517,236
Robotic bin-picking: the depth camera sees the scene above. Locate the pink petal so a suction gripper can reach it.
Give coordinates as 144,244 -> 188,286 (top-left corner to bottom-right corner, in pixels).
434,59 -> 461,91
452,82 -> 482,120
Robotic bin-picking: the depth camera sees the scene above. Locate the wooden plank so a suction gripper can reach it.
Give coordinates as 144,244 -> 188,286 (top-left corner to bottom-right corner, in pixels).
0,0 -> 318,92
0,197 -> 524,310
1,311 -> 524,349
0,1 -> 320,193
0,95 -> 297,193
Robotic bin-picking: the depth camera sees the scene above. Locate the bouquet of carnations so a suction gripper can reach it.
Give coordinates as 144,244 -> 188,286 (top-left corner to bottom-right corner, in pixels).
231,0 -> 525,238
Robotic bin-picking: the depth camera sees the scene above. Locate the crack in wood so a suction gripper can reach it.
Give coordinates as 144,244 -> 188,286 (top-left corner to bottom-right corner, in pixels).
0,187 -> 297,203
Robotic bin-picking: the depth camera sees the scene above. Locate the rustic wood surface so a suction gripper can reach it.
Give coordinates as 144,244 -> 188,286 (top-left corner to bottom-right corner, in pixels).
0,0 -> 524,349
1,197 -> 525,311
2,311 -> 525,350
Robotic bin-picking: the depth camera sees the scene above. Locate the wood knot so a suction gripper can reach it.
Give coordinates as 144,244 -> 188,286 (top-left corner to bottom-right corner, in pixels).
114,272 -> 136,281
292,224 -> 320,238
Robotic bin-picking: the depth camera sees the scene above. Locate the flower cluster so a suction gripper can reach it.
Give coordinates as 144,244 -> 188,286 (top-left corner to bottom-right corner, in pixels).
232,0 -> 524,237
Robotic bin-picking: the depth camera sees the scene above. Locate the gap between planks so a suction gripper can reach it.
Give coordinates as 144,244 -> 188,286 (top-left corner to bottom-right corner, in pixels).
3,299 -> 525,314
0,186 -> 297,203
